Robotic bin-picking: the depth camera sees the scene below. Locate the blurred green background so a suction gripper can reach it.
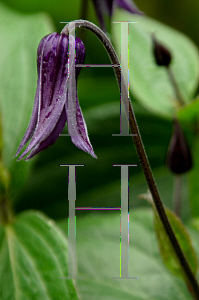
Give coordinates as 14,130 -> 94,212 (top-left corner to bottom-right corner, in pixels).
1,0 -> 198,223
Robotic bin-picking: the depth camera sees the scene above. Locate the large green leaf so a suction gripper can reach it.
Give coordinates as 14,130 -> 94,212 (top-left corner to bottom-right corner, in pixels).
111,11 -> 199,118
188,218 -> 199,285
0,2 -> 54,199
154,206 -> 197,279
0,210 -> 79,300
59,208 -> 195,300
0,2 -> 53,168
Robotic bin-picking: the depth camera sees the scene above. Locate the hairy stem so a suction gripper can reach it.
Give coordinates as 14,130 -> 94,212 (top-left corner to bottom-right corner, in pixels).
62,20 -> 199,299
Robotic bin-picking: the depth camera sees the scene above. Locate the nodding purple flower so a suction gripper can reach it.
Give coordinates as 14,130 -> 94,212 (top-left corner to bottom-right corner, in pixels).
14,33 -> 97,161
92,0 -> 144,31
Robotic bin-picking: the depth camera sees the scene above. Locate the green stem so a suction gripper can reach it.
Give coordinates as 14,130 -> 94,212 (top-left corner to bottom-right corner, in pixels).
173,174 -> 182,217
61,20 -> 199,299
167,66 -> 185,106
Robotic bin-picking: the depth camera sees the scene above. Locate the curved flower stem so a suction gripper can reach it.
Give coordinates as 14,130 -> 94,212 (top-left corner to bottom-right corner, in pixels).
62,20 -> 199,299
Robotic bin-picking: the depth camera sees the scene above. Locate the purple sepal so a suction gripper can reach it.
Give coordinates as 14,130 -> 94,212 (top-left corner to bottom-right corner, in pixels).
92,0 -> 144,31
116,0 -> 144,15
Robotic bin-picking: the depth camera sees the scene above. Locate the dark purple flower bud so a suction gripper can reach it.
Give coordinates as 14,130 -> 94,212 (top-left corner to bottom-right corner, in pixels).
152,34 -> 172,67
14,33 -> 97,160
166,118 -> 192,174
92,0 -> 144,31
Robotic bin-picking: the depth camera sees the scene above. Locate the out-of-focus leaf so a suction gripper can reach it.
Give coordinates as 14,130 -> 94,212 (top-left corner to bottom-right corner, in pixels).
0,161 -> 9,195
111,12 -> 199,117
59,208 -> 193,300
0,2 -> 54,199
0,2 -> 53,168
153,206 -> 197,278
177,95 -> 199,124
189,138 -> 199,218
190,218 -> 199,233
0,210 -> 79,300
188,219 -> 199,281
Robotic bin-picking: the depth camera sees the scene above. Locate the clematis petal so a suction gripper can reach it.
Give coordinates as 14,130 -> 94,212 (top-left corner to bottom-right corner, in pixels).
91,0 -> 112,31
14,82 -> 40,158
25,108 -> 67,160
92,0 -> 143,31
66,35 -> 97,158
116,0 -> 144,15
70,96 -> 97,159
14,33 -> 49,158
17,33 -> 69,160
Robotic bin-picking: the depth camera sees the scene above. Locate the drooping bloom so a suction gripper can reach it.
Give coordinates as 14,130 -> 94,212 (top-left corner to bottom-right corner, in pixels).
92,0 -> 144,31
166,118 -> 192,174
14,33 -> 97,160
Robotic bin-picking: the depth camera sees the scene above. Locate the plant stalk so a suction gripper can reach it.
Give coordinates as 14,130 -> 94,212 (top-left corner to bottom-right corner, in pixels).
167,66 -> 185,106
173,175 -> 182,217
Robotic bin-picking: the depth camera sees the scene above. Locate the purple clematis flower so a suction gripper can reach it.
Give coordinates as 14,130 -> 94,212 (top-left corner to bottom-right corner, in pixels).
92,0 -> 144,31
14,32 -> 97,160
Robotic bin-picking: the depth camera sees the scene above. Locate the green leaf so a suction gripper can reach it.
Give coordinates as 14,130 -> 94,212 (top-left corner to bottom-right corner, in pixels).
188,219 -> 199,282
0,161 -> 9,195
189,138 -> 199,218
190,218 -> 199,233
59,208 -> 194,300
0,210 -> 80,300
177,95 -> 199,124
0,2 -> 54,199
154,206 -> 197,279
111,12 -> 199,118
